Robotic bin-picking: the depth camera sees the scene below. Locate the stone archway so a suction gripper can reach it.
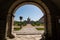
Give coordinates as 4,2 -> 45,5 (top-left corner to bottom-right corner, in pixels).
6,0 -> 52,39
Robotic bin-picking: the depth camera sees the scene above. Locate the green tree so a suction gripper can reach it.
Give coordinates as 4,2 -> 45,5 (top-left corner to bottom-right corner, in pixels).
19,16 -> 23,28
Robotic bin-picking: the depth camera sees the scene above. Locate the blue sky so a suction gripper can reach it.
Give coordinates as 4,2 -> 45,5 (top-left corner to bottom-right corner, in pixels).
14,4 -> 44,21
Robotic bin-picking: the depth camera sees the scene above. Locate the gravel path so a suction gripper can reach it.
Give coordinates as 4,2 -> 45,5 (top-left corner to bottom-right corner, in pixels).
7,24 -> 44,40
13,24 -> 44,34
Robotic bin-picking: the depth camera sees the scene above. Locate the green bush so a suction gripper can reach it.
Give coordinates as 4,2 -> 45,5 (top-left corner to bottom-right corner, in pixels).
19,22 -> 22,26
31,21 -> 40,26
22,22 -> 27,26
35,22 -> 40,26
31,22 -> 36,26
31,23 -> 35,26
31,22 -> 41,26
14,28 -> 21,31
36,28 -> 44,30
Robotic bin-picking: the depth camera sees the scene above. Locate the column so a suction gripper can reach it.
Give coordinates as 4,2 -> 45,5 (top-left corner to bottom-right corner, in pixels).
7,14 -> 15,39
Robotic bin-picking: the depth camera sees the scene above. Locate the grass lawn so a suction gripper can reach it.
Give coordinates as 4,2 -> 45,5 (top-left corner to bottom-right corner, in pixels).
36,28 -> 44,30
14,28 -> 21,31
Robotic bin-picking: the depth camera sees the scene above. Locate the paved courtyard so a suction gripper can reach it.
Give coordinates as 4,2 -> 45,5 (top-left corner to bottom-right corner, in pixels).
7,34 -> 42,40
14,24 -> 44,34
7,24 -> 44,40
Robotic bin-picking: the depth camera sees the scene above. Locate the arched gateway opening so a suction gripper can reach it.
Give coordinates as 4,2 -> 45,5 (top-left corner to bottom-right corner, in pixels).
6,0 -> 52,40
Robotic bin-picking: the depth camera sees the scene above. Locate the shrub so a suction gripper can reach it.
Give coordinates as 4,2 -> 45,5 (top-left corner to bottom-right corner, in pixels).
31,22 -> 36,26
19,22 -> 22,26
35,21 -> 40,26
36,28 -> 44,30
22,22 -> 27,26
14,28 -> 21,31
